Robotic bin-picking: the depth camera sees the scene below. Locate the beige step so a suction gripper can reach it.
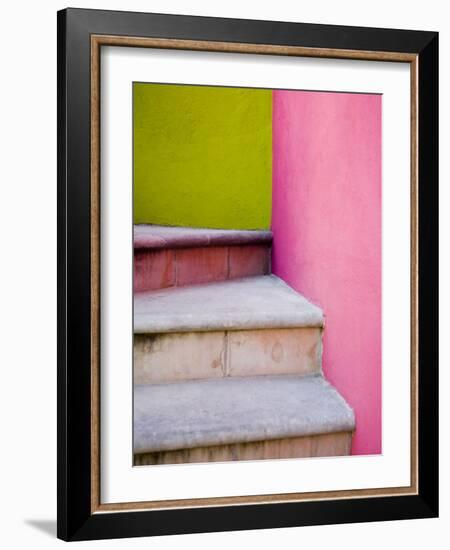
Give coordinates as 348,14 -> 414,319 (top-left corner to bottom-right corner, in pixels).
134,276 -> 324,383
134,327 -> 322,383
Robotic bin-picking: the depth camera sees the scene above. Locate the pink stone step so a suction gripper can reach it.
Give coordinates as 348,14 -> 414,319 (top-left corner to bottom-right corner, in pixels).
134,225 -> 272,292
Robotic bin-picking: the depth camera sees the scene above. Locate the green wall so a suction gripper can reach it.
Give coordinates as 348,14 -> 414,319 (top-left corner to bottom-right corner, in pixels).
133,83 -> 272,229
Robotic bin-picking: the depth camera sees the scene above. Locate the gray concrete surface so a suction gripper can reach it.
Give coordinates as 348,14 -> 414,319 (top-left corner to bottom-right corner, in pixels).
134,275 -> 324,334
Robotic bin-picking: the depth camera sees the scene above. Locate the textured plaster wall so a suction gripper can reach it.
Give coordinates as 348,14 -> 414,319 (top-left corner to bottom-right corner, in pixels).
272,90 -> 382,455
133,83 -> 272,229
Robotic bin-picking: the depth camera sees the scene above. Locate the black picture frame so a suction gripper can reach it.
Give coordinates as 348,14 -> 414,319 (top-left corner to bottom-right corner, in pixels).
57,7 -> 438,541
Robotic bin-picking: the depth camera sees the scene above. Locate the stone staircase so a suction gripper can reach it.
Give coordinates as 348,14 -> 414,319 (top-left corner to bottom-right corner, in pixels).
133,225 -> 355,465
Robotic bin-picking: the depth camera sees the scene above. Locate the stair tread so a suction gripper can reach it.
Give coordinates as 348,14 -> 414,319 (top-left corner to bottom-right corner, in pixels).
134,374 -> 355,454
134,275 -> 324,334
134,224 -> 272,250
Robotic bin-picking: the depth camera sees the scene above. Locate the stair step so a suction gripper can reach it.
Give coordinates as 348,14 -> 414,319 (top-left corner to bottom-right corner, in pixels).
134,224 -> 272,250
133,374 -> 355,457
134,275 -> 323,334
134,225 -> 272,292
134,276 -> 324,382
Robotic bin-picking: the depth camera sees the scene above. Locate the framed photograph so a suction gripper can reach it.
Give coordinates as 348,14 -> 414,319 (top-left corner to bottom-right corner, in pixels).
57,8 -> 438,541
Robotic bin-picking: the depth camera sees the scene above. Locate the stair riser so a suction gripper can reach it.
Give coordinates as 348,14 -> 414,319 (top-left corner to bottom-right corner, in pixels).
134,327 -> 322,384
134,244 -> 270,292
134,431 -> 352,465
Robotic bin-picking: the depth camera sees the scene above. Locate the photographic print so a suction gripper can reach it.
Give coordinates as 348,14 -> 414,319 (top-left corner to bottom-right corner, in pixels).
132,82 -> 381,466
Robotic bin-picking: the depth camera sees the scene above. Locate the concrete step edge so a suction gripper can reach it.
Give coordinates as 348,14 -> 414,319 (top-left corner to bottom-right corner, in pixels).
134,275 -> 324,334
134,374 -> 354,454
134,224 -> 273,250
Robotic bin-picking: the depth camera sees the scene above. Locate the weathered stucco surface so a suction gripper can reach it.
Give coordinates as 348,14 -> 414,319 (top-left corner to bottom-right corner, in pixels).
272,90 -> 381,455
133,83 -> 272,229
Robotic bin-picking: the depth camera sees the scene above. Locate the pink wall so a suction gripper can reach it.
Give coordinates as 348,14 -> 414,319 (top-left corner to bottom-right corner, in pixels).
272,90 -> 381,455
